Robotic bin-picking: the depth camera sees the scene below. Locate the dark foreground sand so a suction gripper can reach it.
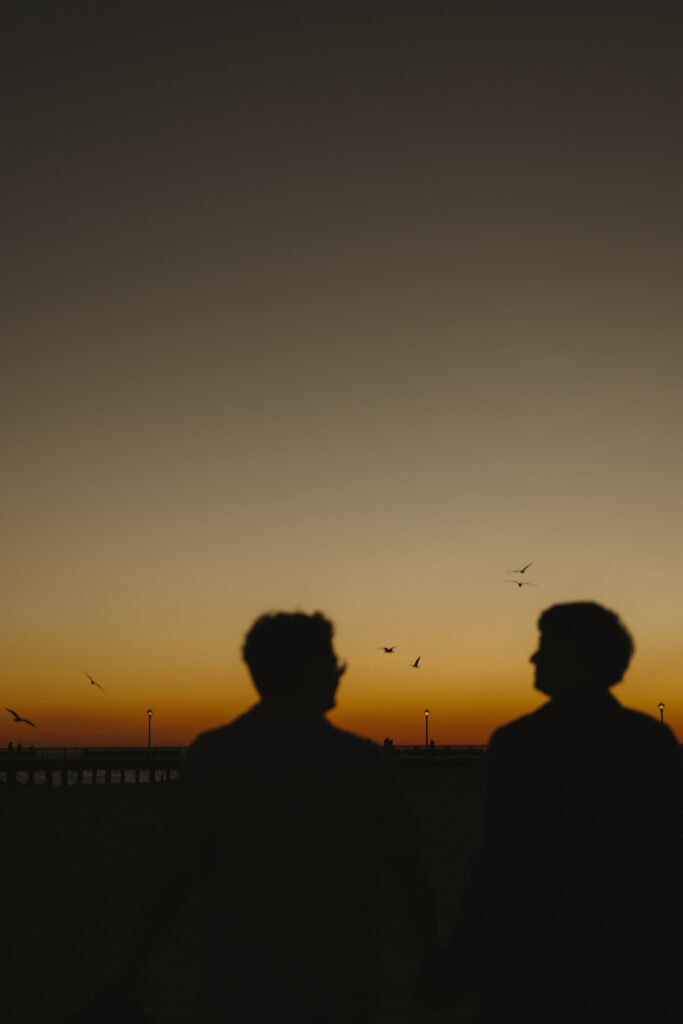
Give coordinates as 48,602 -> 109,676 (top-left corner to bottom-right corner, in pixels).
2,765 -> 484,1024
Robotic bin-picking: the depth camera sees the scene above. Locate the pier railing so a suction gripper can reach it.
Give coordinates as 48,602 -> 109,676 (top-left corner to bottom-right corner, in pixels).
2,741 -> 680,788
390,744 -> 488,757
0,746 -> 187,787
0,743 -> 491,787
1,746 -> 187,760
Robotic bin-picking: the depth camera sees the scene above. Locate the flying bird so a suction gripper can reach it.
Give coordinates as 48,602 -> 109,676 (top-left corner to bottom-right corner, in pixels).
411,656 -> 421,668
4,707 -> 37,727
84,671 -> 104,691
507,561 -> 533,574
504,580 -> 538,588
378,646 -> 397,653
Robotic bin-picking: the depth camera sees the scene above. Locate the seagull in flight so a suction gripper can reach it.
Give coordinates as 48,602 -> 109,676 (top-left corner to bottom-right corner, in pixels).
507,561 -> 533,574
411,656 -> 421,668
4,707 -> 37,727
379,646 -> 397,653
504,579 -> 538,588
84,671 -> 104,691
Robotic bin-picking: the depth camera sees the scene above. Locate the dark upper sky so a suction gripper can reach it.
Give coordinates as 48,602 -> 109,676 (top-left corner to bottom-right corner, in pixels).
8,2 -> 682,311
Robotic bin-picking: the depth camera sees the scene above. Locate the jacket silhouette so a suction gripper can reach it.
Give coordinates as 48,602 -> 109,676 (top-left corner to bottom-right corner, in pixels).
115,612 -> 436,1023
448,603 -> 682,1023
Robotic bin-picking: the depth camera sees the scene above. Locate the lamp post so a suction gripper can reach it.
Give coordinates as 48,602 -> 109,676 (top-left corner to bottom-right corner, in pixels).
147,708 -> 153,750
658,702 -> 665,725
424,708 -> 430,748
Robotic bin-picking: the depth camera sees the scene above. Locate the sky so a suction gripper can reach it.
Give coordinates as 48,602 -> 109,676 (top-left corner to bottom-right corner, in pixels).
3,1 -> 683,746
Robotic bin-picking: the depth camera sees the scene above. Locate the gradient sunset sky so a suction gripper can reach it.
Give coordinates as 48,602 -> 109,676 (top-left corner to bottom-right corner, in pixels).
4,1 -> 683,746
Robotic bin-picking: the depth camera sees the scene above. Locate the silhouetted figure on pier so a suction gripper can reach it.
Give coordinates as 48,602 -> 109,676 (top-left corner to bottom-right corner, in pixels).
110,611 -> 436,1023
429,601 -> 683,1024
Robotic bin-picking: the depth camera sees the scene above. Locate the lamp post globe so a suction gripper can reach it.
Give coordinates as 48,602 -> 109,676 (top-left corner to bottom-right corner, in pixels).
424,708 -> 430,748
658,702 -> 665,725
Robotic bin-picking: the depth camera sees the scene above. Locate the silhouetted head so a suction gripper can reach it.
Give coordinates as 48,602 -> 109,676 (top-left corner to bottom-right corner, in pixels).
242,611 -> 345,712
531,602 -> 634,698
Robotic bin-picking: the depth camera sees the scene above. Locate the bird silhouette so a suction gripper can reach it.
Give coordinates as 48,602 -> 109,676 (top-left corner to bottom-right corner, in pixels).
378,646 -> 397,653
507,561 -> 533,574
84,671 -> 104,691
4,707 -> 37,727
411,656 -> 421,668
503,579 -> 538,588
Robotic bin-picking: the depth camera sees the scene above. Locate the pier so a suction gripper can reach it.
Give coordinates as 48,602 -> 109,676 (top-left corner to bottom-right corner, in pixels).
0,747 -> 185,787
0,743 -> 491,787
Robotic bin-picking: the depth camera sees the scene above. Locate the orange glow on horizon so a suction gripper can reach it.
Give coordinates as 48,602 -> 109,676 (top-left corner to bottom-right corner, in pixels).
3,656 -> 679,749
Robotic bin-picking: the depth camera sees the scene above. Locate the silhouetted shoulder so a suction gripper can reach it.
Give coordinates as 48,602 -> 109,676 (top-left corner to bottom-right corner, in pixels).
488,702 -> 551,747
177,725 -> 222,785
319,719 -> 387,761
192,705 -> 382,750
616,704 -> 679,747
490,692 -> 679,755
486,701 -> 561,764
178,705 -> 388,794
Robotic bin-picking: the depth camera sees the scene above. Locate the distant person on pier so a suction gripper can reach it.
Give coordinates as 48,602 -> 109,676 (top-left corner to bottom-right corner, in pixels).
423,601 -> 683,1024
108,611 -> 437,1022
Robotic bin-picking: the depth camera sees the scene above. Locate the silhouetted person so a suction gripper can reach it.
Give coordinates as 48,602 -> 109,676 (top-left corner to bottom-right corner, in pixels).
105,612 -> 436,1023
429,602 -> 682,1023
